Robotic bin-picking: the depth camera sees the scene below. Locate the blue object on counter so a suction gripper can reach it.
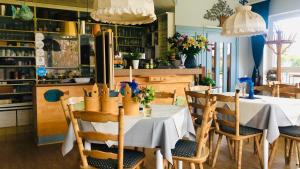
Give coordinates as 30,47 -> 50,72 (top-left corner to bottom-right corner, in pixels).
238,77 -> 255,99
37,66 -> 47,77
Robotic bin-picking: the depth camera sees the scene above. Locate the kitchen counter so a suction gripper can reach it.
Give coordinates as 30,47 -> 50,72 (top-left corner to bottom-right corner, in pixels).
115,68 -> 204,77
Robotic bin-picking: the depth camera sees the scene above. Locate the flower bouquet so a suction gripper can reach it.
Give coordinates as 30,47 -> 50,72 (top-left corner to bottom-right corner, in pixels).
168,32 -> 209,68
120,80 -> 155,116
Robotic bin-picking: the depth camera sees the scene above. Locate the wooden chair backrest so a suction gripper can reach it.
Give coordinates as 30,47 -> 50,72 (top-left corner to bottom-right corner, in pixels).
195,96 -> 217,158
188,85 -> 212,92
184,88 -> 211,119
60,96 -> 84,123
279,86 -> 300,99
70,108 -> 124,169
254,84 -> 279,97
213,91 -> 240,136
154,90 -> 177,105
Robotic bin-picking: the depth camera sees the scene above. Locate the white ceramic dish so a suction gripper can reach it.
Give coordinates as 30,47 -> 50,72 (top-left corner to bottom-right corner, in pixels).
74,77 -> 90,83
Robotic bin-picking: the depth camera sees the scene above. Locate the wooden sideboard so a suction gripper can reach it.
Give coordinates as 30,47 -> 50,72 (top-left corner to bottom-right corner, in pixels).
34,84 -> 93,145
34,68 -> 204,145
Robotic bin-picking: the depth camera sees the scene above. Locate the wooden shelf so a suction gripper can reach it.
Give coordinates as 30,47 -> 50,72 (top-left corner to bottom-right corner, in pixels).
0,56 -> 35,58
0,84 -> 33,86
36,31 -> 63,35
0,45 -> 35,49
0,79 -> 36,82
37,18 -> 76,23
118,44 -> 142,47
0,65 -> 35,68
116,36 -> 142,39
45,67 -> 78,69
0,40 -> 35,43
0,92 -> 32,96
0,29 -> 34,33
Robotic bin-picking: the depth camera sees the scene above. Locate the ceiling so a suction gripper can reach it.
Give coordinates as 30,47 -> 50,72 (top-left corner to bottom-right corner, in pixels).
24,0 -> 175,12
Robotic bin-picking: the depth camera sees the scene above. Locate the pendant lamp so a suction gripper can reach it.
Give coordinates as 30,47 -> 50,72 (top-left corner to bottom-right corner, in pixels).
90,0 -> 157,25
221,3 -> 267,36
64,21 -> 77,37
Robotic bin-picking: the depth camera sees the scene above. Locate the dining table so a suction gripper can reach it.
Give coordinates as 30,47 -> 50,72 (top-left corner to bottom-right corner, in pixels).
61,104 -> 195,169
217,93 -> 300,169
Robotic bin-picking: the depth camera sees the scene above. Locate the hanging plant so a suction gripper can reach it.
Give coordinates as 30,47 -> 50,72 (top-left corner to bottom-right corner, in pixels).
204,0 -> 234,26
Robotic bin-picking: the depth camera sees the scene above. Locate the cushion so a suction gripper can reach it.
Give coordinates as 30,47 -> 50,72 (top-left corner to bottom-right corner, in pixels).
88,144 -> 145,169
171,139 -> 197,158
220,125 -> 262,136
280,126 -> 300,137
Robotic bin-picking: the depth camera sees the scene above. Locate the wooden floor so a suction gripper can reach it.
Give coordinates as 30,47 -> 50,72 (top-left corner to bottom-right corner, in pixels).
0,129 -> 299,169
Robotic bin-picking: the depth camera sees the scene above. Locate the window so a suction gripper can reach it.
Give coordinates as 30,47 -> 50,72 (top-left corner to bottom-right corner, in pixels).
268,11 -> 300,84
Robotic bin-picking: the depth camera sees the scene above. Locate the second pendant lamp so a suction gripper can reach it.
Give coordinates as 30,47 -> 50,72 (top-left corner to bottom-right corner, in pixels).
221,0 -> 267,37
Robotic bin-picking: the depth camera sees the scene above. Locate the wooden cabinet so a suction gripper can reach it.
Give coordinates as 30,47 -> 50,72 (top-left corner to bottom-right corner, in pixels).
34,84 -> 93,145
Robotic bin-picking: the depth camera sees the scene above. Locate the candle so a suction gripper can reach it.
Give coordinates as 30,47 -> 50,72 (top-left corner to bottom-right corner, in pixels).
129,66 -> 132,82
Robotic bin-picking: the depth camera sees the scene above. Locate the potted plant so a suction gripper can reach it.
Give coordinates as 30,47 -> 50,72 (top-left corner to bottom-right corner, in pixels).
199,77 -> 216,87
130,51 -> 141,69
168,32 -> 209,68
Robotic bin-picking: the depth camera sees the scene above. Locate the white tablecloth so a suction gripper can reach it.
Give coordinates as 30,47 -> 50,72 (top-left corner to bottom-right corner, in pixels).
222,93 -> 300,143
61,104 -> 195,164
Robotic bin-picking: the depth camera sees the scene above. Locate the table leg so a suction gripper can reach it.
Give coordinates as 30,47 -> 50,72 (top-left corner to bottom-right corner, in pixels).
263,130 -> 269,169
178,161 -> 183,169
156,149 -> 164,169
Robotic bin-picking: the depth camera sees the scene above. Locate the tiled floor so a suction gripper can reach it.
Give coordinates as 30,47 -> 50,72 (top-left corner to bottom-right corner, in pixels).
0,128 -> 299,169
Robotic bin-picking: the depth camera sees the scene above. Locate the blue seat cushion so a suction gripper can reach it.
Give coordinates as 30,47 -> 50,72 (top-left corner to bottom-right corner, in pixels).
280,126 -> 300,137
88,144 -> 145,169
220,125 -> 262,136
171,139 -> 197,158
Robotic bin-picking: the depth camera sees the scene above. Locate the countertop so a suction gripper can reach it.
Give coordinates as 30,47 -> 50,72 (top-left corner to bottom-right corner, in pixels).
114,68 -> 204,77
35,83 -> 93,87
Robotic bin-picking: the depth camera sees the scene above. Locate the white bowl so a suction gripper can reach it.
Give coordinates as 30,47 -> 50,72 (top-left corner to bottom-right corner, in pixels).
74,78 -> 90,83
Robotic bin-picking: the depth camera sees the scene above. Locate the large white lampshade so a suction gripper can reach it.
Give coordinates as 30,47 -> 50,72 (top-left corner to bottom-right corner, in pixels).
222,6 -> 267,37
90,0 -> 157,25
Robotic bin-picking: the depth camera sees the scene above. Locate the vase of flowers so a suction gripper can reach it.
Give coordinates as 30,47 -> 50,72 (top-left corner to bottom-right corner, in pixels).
168,32 -> 209,68
120,81 -> 155,116
140,86 -> 155,117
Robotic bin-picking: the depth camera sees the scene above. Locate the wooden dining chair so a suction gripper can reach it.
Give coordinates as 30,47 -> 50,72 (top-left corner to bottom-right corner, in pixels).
168,95 -> 217,169
60,95 -> 84,124
69,108 -> 145,169
268,85 -> 300,168
154,90 -> 177,105
184,88 -> 216,162
188,85 -> 212,92
254,84 -> 279,97
212,91 -> 263,169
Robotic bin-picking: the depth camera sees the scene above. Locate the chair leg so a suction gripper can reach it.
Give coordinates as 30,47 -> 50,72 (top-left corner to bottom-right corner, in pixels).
173,160 -> 178,169
212,134 -> 223,167
288,140 -> 295,165
268,138 -> 279,169
198,163 -> 204,169
284,138 -> 289,164
297,142 -> 300,166
189,163 -> 196,169
208,130 -> 215,164
253,136 -> 262,169
235,140 -> 239,161
237,140 -> 243,169
226,137 -> 235,160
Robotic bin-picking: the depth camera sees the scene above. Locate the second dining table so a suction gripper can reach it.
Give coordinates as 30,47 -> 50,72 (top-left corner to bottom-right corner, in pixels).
217,92 -> 300,169
61,104 -> 195,169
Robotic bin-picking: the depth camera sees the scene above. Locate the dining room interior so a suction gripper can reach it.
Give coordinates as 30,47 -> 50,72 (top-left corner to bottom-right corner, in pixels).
1,0 -> 300,169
